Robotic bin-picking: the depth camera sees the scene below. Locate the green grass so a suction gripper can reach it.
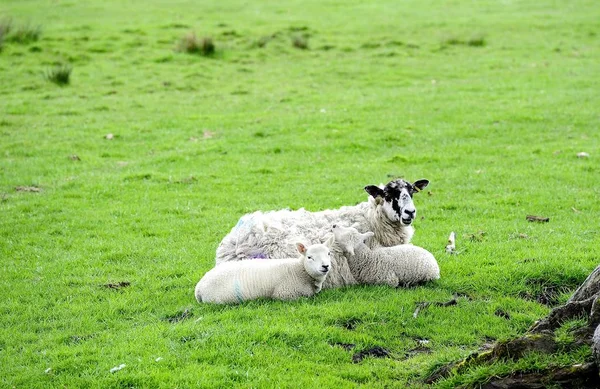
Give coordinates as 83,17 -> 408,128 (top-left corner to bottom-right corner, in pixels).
1,0 -> 599,387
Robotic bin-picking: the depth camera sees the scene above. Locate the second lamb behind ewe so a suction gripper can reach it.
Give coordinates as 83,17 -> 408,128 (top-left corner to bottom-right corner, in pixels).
332,224 -> 440,287
195,237 -> 333,304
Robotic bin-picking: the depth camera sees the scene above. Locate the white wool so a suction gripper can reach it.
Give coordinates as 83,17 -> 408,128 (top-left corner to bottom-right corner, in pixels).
332,224 -> 440,287
215,197 -> 415,289
196,240 -> 332,304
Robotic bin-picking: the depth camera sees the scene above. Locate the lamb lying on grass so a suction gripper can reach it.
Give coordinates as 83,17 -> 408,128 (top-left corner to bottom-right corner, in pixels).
195,237 -> 333,304
332,224 -> 440,287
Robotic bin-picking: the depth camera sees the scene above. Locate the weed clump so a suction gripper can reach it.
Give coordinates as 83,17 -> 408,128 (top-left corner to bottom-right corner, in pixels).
8,22 -> 42,44
467,35 -> 486,47
45,64 -> 72,86
441,34 -> 486,48
292,34 -> 309,49
178,32 -> 215,56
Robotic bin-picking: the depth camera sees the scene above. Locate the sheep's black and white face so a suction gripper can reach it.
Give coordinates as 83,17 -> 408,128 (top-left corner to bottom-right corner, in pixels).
364,179 -> 429,226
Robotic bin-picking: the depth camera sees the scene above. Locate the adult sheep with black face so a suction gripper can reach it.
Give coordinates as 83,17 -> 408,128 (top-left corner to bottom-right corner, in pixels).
215,178 -> 430,289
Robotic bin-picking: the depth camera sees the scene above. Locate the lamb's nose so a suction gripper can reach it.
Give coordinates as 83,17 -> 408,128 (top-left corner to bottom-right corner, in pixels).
322,265 -> 330,271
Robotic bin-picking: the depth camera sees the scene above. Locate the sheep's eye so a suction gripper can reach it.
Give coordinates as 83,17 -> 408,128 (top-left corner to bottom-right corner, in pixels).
308,256 -> 313,260
328,252 -> 331,256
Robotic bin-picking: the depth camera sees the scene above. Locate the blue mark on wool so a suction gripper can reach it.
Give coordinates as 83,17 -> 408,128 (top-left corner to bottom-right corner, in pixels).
234,280 -> 244,304
250,253 -> 268,259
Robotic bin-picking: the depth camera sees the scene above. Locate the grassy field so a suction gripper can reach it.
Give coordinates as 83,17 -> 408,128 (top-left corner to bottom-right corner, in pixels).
1,0 -> 599,387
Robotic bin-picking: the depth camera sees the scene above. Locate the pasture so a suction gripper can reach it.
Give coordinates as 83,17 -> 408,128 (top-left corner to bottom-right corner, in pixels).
1,0 -> 599,387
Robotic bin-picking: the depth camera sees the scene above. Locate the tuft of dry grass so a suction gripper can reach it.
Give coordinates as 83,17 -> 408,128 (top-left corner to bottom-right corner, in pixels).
177,32 -> 215,56
0,17 -> 11,50
7,22 -> 41,44
0,17 -> 11,36
45,64 -> 72,85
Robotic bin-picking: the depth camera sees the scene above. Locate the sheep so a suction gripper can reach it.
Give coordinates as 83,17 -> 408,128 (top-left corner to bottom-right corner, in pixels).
195,237 -> 333,304
215,178 -> 430,289
331,224 -> 440,287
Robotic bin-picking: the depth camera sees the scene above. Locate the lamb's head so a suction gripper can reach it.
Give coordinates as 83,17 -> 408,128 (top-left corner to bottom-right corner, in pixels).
364,178 -> 429,226
331,224 -> 374,255
296,236 -> 333,279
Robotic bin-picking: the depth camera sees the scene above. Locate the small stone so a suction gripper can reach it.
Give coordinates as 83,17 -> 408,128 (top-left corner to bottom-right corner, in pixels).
105,133 -> 114,140
577,152 -> 589,158
110,363 -> 126,373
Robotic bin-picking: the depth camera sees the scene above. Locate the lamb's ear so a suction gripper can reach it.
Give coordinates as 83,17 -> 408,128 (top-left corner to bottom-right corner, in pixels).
412,179 -> 429,193
296,242 -> 307,255
325,234 -> 335,248
362,231 -> 375,242
364,185 -> 384,199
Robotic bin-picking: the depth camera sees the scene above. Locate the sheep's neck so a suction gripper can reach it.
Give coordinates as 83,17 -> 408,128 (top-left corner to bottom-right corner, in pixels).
368,203 -> 414,246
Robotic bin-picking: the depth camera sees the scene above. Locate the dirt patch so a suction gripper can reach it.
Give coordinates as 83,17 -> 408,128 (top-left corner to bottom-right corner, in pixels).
495,309 -> 511,320
526,214 -> 549,223
15,186 -> 41,192
479,336 -> 497,352
165,309 -> 192,323
331,317 -> 362,330
405,345 -> 431,358
66,334 -> 94,345
102,281 -> 131,290
331,342 -> 356,351
352,346 -> 390,363
413,296 -> 458,318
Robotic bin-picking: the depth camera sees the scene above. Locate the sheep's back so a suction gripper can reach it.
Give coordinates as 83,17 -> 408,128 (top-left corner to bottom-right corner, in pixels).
352,245 -> 439,285
378,245 -> 440,282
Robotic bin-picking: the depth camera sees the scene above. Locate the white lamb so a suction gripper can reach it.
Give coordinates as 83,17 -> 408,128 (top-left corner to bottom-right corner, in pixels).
216,178 -> 430,289
195,237 -> 333,304
332,224 -> 440,287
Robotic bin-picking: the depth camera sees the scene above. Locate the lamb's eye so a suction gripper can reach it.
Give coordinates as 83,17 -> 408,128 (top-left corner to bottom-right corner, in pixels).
308,256 -> 313,260
328,252 -> 331,256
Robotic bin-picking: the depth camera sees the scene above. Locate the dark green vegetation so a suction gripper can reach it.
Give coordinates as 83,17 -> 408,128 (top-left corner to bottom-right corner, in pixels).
44,63 -> 72,86
1,0 -> 599,387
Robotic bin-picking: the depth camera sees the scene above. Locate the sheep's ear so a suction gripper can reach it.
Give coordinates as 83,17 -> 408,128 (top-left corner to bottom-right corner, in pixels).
364,185 -> 384,199
412,179 -> 429,193
325,234 -> 335,248
362,231 -> 375,242
296,242 -> 307,254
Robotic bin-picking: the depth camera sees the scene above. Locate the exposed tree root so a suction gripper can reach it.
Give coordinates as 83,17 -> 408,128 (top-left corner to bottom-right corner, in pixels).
481,362 -> 599,389
425,265 -> 600,386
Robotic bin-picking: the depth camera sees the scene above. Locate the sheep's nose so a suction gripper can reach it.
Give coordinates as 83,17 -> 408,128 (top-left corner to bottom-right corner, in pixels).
322,265 -> 330,271
404,210 -> 415,218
